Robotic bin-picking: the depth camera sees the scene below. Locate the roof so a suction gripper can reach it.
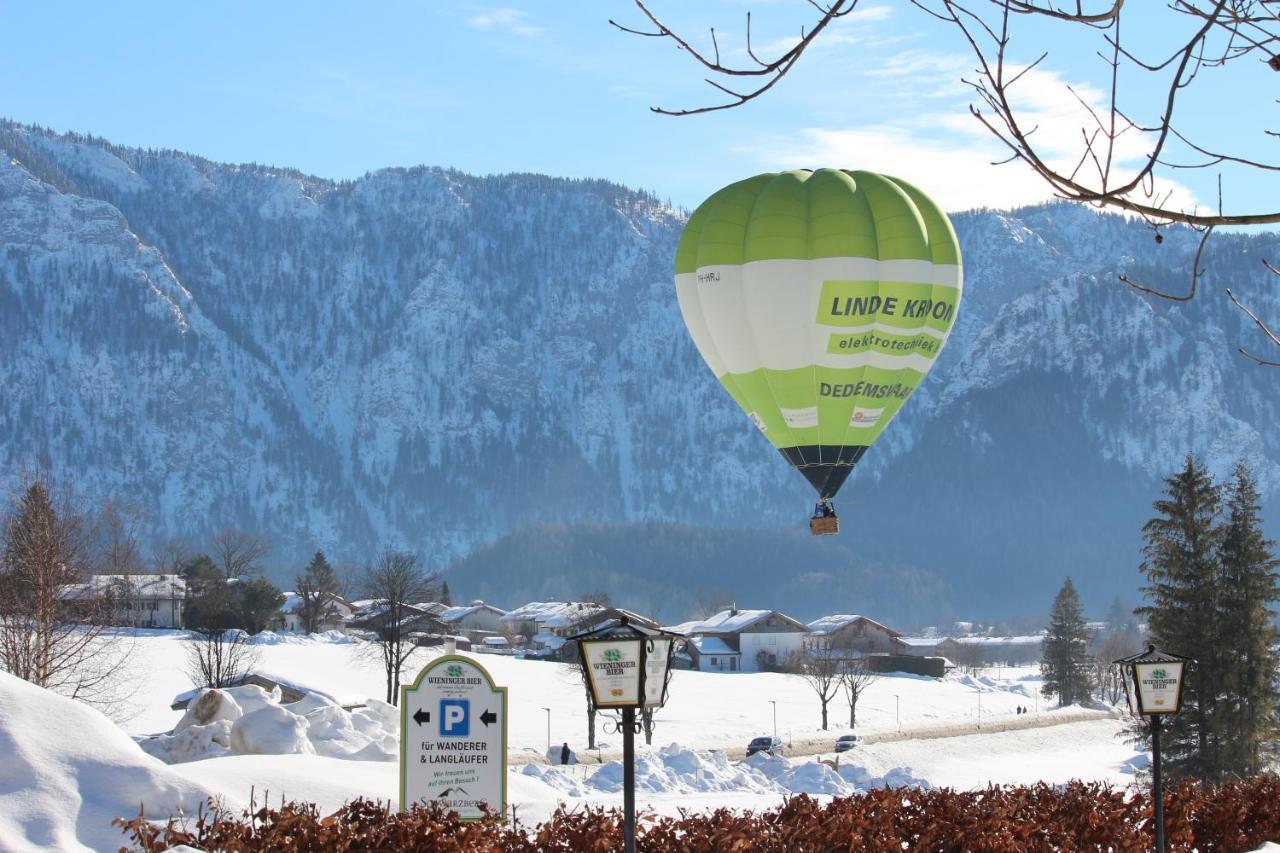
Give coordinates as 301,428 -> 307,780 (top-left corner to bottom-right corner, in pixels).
806,614 -> 902,638
898,634 -> 1044,647
439,602 -> 507,623
501,601 -> 605,628
59,574 -> 186,600
682,608 -> 807,635
689,636 -> 738,656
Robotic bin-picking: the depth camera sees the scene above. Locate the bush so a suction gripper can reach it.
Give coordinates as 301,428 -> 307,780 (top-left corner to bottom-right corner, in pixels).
116,776 -> 1280,852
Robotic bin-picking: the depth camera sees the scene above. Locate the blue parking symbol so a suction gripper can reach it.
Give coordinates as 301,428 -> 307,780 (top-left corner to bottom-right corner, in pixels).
439,699 -> 470,737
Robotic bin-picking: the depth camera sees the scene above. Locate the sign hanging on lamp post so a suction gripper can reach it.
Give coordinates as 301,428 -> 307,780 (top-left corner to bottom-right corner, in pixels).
571,616 -> 681,853
1114,644 -> 1193,853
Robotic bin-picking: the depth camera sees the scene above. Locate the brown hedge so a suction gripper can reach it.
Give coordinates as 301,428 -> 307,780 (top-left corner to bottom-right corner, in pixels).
115,776 -> 1280,852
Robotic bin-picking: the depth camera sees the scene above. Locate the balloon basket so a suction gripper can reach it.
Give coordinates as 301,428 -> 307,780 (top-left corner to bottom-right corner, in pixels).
809,515 -> 839,536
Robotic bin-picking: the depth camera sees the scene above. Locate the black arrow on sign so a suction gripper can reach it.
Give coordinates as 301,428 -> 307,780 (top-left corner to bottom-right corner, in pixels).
480,709 -> 497,727
413,708 -> 431,726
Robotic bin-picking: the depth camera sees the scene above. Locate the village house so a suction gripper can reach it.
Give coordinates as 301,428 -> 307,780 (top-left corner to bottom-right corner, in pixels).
674,608 -> 808,673
804,614 -> 908,656
438,601 -> 508,640
277,591 -> 355,633
344,601 -> 446,638
59,574 -> 186,629
500,602 -> 658,659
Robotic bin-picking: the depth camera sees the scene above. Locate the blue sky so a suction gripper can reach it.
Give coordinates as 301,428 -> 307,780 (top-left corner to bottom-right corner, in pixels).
2,1 -> 1267,214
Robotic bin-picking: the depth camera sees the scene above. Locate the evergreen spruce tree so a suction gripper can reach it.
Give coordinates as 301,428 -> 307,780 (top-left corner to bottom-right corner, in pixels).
1213,463 -> 1280,777
441,581 -> 452,606
295,551 -> 339,634
1135,454 -> 1223,781
1040,577 -> 1095,706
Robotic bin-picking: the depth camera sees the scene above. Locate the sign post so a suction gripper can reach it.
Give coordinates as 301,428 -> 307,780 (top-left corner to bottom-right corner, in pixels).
570,617 -> 681,853
400,654 -> 507,820
1114,644 -> 1192,853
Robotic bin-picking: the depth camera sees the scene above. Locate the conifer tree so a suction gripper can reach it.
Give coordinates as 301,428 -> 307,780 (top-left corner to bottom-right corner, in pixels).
295,550 -> 339,634
1214,463 -> 1280,776
1040,577 -> 1094,706
1135,454 -> 1223,781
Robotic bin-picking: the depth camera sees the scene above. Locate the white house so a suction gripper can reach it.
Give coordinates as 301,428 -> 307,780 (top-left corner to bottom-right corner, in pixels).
61,574 -> 186,629
439,601 -> 508,636
277,591 -> 355,633
676,608 -> 809,673
805,614 -> 906,655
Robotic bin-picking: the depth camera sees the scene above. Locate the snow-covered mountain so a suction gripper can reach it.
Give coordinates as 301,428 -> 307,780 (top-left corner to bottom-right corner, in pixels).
4,122 -> 1278,618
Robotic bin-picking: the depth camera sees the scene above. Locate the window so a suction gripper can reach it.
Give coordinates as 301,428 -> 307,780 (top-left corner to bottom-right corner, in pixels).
767,635 -> 777,646
729,657 -> 737,672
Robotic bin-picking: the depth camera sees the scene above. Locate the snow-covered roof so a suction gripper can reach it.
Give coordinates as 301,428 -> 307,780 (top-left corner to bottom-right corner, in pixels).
280,592 -> 303,614
898,634 -> 1044,647
806,614 -> 901,638
689,636 -> 738,656
413,602 -> 450,616
533,633 -> 567,650
663,620 -> 702,635
439,602 -> 507,623
947,635 -> 1045,646
682,609 -> 806,635
899,637 -> 944,648
59,574 -> 186,600
501,601 -> 605,628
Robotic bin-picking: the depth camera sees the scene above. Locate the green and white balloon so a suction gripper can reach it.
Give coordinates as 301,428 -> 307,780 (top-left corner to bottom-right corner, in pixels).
674,169 -> 963,501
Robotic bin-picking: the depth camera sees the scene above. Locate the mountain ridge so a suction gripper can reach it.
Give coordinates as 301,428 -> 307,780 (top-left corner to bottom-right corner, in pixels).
3,121 -> 1278,621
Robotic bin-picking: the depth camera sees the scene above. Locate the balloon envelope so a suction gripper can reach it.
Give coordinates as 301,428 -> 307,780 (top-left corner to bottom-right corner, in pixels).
674,169 -> 963,499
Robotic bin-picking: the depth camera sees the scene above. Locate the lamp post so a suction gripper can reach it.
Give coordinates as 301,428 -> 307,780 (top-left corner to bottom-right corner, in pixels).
1114,644 -> 1192,853
894,694 -> 900,731
769,700 -> 777,738
571,617 -> 680,853
542,706 -> 551,752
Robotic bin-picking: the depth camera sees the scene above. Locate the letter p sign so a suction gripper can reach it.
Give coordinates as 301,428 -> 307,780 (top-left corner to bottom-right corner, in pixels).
439,699 -> 470,737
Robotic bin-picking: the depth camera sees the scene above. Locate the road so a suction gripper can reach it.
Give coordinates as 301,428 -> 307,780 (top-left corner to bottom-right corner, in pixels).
515,707 -> 1118,765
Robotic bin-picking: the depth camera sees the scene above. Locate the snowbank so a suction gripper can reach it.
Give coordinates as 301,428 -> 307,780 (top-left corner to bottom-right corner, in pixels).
0,671 -> 231,852
140,684 -> 398,764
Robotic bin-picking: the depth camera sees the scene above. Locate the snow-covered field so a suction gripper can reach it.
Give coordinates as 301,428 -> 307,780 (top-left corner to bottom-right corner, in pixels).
4,630 -> 1150,851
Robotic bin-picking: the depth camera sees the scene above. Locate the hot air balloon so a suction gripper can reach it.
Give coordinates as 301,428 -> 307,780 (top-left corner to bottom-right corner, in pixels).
674,169 -> 963,535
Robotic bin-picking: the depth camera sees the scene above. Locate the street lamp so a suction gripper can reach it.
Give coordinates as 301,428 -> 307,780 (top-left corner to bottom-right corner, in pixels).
542,706 -> 551,753
571,616 -> 680,853
1114,644 -> 1192,853
769,700 -> 777,738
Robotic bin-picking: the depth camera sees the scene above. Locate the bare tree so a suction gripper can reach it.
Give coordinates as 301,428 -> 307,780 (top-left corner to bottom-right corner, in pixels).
838,655 -> 880,730
211,526 -> 268,580
0,478 -> 133,710
97,498 -> 147,627
616,0 -> 1280,360
785,649 -> 841,730
690,587 -> 732,620
559,654 -> 599,751
184,629 -> 260,689
357,550 -> 438,705
1094,630 -> 1135,705
151,537 -> 190,576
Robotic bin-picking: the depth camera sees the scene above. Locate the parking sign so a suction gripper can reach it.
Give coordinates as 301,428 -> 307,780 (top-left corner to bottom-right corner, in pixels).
400,655 -> 507,819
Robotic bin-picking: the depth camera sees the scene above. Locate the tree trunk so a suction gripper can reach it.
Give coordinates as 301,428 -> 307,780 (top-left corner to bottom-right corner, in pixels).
820,699 -> 828,730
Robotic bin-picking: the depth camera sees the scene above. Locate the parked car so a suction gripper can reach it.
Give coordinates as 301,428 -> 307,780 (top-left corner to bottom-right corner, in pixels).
834,734 -> 862,753
746,735 -> 783,757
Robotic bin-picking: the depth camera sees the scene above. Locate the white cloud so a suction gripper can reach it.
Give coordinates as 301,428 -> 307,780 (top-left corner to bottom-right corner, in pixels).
739,63 -> 1200,214
467,7 -> 542,37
